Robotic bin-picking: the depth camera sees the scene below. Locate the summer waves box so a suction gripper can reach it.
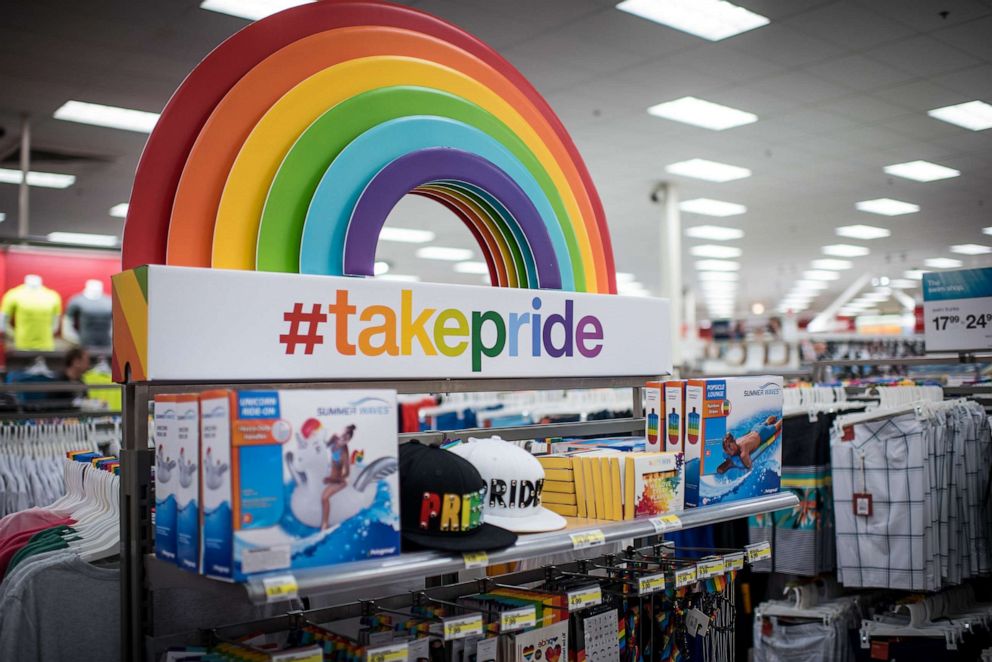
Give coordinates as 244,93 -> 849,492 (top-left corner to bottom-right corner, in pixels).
684,377 -> 783,507
198,389 -> 400,581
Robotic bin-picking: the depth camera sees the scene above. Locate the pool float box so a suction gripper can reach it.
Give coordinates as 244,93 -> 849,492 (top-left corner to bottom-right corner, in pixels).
643,381 -> 662,451
175,395 -> 201,573
153,394 -> 179,564
663,380 -> 685,454
198,389 -> 399,582
685,377 -> 783,508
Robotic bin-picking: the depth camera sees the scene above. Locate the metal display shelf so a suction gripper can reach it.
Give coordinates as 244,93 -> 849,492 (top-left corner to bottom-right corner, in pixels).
143,492 -> 797,605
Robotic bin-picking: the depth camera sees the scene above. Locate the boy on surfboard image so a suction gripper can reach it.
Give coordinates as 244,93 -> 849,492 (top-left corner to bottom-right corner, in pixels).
717,416 -> 781,474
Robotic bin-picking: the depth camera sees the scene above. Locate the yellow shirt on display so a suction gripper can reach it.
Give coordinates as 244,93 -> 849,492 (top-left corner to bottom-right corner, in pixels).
1,284 -> 62,350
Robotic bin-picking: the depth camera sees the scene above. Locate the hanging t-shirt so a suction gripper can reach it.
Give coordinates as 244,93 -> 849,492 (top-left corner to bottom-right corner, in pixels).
66,294 -> 112,348
0,284 -> 62,350
83,368 -> 121,410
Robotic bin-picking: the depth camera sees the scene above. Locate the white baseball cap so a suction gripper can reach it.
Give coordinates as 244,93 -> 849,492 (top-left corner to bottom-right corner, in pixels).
447,437 -> 567,533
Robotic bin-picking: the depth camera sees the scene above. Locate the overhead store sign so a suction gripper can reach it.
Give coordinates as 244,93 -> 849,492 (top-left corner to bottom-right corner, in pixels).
112,266 -> 670,381
922,267 -> 992,352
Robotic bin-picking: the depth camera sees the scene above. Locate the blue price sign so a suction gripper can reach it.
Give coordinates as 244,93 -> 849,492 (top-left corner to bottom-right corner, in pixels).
923,268 -> 992,352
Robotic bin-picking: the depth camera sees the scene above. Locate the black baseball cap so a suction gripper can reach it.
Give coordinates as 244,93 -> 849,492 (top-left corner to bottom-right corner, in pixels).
399,442 -> 518,552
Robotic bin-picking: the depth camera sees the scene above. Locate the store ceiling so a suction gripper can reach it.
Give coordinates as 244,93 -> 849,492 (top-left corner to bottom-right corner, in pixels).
0,0 -> 990,318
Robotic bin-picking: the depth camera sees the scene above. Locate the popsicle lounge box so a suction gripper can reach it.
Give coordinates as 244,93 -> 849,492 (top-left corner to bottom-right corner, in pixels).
197,389 -> 400,581
683,377 -> 783,507
663,380 -> 685,454
643,382 -> 662,451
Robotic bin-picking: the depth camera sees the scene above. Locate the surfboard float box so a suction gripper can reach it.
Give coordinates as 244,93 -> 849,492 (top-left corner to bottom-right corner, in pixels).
684,377 -> 783,508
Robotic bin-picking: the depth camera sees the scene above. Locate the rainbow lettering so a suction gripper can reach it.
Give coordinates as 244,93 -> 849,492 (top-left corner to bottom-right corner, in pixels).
120,2 -> 616,293
297,290 -> 603,372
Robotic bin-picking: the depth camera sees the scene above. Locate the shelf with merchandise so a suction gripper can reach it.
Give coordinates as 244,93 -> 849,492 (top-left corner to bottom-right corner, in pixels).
145,491 -> 797,605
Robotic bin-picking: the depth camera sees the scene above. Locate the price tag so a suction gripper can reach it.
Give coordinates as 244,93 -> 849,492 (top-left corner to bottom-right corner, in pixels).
649,514 -> 682,534
674,566 -> 697,588
696,557 -> 726,580
570,529 -> 606,550
463,551 -> 489,569
366,642 -> 408,662
567,585 -> 603,611
745,541 -> 772,563
272,647 -> 323,662
261,573 -> 298,603
476,638 -> 498,662
407,638 -> 429,662
500,606 -> 537,632
723,552 -> 745,572
443,614 -> 484,641
637,572 -> 666,595
923,268 -> 992,352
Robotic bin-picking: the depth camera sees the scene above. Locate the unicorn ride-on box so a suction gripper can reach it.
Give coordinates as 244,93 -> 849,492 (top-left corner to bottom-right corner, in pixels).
198,389 -> 400,581
684,377 -> 783,507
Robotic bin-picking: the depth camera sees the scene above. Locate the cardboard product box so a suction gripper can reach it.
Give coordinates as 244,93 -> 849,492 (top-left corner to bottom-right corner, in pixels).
153,395 -> 179,563
199,389 -> 400,581
685,377 -> 783,507
663,381 -> 686,454
175,395 -> 201,572
643,381 -> 663,451
623,452 -> 685,519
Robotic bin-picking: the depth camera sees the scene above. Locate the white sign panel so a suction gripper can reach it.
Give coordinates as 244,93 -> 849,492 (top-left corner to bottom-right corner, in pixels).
923,267 -> 992,352
135,266 -> 671,380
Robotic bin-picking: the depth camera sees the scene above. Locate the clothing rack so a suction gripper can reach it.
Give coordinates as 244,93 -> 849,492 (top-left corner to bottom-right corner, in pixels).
812,352 -> 992,382
119,377 -> 798,660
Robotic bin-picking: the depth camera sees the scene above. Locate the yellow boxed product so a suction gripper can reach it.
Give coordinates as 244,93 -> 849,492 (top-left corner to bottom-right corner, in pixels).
544,468 -> 573,482
543,480 -> 577,494
545,503 -> 579,517
537,456 -> 574,470
542,491 -> 577,506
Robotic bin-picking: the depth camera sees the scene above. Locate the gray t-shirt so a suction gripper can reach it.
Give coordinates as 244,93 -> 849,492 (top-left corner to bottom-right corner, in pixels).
66,294 -> 112,349
0,554 -> 120,661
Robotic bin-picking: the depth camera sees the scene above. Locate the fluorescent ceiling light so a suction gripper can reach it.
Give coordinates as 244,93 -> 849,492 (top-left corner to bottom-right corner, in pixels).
904,269 -> 928,280
794,280 -> 829,291
374,261 -> 390,276
53,100 -> 159,133
665,158 -> 751,182
803,270 -> 840,281
883,160 -> 960,182
199,0 -> 312,20
698,271 -> 738,282
823,244 -> 870,257
924,257 -> 963,269
0,213 -> 5,222
378,274 -> 420,283
416,246 -> 474,261
109,203 -> 128,218
927,100 -> 992,131
984,227 -> 992,236
695,259 -> 739,271
680,198 -> 746,217
454,261 -> 490,274
685,225 -> 744,241
616,0 -> 768,40
811,258 -> 853,270
889,279 -> 918,289
47,232 -> 118,247
855,198 -> 919,216
950,243 -> 992,255
690,244 -> 742,258
836,224 -> 891,240
0,167 -> 75,189
647,97 -> 757,131
380,227 -> 436,243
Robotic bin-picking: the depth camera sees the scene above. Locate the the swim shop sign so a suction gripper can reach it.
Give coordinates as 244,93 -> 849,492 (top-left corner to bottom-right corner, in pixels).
112,266 -> 671,381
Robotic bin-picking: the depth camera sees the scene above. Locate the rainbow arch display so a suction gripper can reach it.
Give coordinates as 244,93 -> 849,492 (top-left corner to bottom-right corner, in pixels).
121,0 -> 617,293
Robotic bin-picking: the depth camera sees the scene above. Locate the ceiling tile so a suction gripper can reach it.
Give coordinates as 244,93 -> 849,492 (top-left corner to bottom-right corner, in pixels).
724,23 -> 843,67
867,35 -> 982,77
806,55 -> 915,92
784,2 -> 915,49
